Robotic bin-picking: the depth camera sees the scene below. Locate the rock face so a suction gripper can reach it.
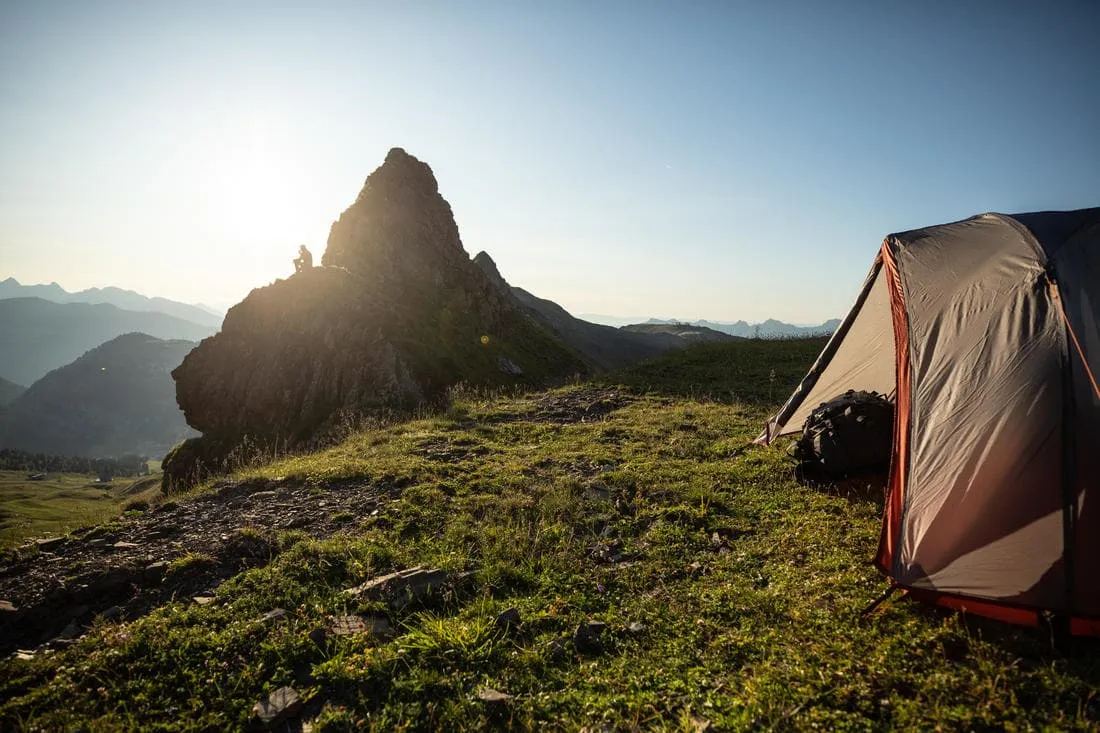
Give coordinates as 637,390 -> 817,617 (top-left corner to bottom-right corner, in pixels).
168,149 -> 584,489
172,267 -> 422,445
324,148 -> 472,299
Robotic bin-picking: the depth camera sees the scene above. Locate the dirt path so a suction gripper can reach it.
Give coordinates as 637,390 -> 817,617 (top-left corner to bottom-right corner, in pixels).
0,477 -> 398,655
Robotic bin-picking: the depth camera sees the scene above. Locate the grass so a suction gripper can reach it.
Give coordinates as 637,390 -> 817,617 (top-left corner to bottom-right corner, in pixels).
1,338 -> 1098,731
0,471 -> 163,548
600,337 -> 828,403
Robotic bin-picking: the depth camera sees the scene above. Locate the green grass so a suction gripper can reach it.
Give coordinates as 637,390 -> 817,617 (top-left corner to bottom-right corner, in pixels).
0,471 -> 163,548
2,339 -> 1097,731
600,337 -> 827,403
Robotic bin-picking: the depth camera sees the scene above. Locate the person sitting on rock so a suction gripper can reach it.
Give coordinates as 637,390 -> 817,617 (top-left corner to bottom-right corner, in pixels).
293,245 -> 313,273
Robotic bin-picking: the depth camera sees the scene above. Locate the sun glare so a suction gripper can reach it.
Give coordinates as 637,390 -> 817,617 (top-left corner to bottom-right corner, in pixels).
204,141 -> 298,244
190,114 -> 325,297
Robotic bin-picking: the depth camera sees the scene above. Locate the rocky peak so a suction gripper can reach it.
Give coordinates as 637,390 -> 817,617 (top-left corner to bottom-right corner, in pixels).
322,148 -> 467,290
472,251 -> 509,292
381,147 -> 439,193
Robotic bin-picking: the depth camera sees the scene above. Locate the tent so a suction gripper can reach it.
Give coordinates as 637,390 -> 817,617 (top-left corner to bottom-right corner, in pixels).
759,208 -> 1100,635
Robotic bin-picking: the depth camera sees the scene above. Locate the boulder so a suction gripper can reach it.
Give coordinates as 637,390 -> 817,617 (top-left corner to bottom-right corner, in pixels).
324,615 -> 394,640
35,537 -> 65,553
572,620 -> 607,652
477,687 -> 513,707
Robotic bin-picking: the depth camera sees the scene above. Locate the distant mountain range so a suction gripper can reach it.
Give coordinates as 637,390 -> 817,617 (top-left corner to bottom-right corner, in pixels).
0,277 -> 223,328
0,333 -> 198,458
646,318 -> 841,339
0,298 -> 218,386
580,314 -> 840,338
622,322 -> 741,342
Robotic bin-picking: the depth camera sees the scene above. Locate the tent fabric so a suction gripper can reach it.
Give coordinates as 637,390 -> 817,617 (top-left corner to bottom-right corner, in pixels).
1050,220 -> 1100,617
762,208 -> 1100,633
890,216 -> 1065,609
759,261 -> 895,443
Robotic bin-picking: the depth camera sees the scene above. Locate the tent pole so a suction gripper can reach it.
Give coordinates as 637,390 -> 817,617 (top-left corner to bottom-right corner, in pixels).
1048,274 -> 1079,619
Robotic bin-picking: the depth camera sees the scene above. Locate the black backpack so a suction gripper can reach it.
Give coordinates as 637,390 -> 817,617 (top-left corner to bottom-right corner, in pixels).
793,390 -> 894,480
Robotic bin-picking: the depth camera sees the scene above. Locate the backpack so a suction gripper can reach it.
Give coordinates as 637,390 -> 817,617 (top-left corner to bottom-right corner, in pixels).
793,390 -> 894,480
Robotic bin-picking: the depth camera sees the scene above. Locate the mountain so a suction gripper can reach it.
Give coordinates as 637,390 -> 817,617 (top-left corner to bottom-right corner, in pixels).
0,277 -> 223,328
0,377 -> 25,407
167,148 -> 586,488
621,322 -> 740,342
472,252 -> 688,370
0,298 -> 217,386
643,317 -> 841,338
0,278 -> 70,303
0,333 -> 198,458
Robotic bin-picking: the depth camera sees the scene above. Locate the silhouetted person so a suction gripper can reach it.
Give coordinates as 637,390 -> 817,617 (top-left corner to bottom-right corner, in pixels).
293,245 -> 313,273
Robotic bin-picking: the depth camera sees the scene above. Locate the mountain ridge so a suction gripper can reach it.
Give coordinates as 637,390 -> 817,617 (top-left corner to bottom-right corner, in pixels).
622,322 -> 740,342
578,314 -> 841,338
0,297 -> 217,386
0,378 -> 25,407
0,277 -> 223,328
472,251 -> 694,370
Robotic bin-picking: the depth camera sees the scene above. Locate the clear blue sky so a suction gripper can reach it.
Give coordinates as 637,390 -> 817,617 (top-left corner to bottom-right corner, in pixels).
1,1 -> 1097,322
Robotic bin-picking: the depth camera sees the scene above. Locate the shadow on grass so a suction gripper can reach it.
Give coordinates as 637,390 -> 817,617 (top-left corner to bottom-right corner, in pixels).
909,601 -> 1100,706
796,471 -> 888,506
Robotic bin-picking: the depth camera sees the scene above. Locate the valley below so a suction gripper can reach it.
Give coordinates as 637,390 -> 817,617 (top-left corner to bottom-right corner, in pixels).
0,470 -> 161,548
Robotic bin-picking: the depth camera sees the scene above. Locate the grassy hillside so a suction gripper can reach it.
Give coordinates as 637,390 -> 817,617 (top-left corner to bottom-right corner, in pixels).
0,471 -> 161,547
601,337 -> 827,403
0,333 -> 198,458
1,339 -> 1097,731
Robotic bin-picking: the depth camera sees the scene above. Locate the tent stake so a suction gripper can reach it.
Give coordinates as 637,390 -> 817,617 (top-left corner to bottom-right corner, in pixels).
860,582 -> 902,618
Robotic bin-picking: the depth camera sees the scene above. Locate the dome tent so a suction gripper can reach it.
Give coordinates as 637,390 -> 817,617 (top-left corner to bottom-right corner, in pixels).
760,208 -> 1100,634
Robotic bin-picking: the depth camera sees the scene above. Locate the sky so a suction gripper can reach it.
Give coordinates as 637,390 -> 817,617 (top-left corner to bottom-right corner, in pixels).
1,1 -> 1097,322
